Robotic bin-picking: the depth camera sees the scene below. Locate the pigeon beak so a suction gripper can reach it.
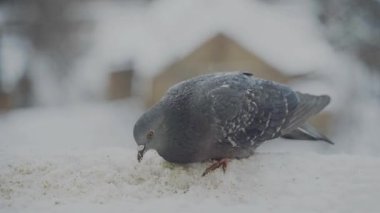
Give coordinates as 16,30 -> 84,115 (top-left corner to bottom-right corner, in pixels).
137,145 -> 146,162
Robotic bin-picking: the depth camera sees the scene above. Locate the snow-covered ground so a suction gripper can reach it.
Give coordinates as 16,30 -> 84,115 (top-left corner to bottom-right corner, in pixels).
1,100 -> 380,213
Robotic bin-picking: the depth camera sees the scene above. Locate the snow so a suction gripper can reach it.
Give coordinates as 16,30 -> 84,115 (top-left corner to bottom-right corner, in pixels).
1,101 -> 380,213
76,0 -> 331,77
2,149 -> 380,213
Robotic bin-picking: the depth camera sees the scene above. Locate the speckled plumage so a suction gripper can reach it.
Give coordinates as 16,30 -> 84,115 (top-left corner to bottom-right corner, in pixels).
133,72 -> 331,164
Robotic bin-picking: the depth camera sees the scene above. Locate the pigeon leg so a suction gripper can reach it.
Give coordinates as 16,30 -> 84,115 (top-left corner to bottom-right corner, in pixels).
202,158 -> 229,176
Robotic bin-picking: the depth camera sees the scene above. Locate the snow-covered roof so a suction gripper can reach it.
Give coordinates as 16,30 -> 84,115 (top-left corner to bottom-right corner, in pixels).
73,0 -> 367,111
77,0 -> 332,76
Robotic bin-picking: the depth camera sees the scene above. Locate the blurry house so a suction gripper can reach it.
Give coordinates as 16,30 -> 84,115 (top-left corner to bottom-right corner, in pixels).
11,71 -> 33,108
147,33 -> 300,106
145,33 -> 332,133
0,92 -> 12,112
107,68 -> 134,100
0,72 -> 33,112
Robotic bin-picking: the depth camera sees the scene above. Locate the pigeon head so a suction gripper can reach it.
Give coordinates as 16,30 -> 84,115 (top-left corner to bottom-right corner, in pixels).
133,105 -> 165,162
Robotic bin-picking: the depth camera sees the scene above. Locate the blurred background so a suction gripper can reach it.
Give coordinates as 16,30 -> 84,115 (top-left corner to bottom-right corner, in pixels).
0,0 -> 380,155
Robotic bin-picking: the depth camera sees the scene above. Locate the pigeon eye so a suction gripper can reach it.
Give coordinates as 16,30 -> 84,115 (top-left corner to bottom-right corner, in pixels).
146,130 -> 154,140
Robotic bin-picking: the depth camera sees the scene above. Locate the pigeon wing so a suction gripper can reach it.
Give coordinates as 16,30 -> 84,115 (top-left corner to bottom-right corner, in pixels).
208,86 -> 243,122
207,81 -> 297,147
280,92 -> 330,134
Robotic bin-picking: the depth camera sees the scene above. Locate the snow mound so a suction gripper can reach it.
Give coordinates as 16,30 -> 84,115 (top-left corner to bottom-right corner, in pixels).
0,101 -> 379,212
1,150 -> 380,213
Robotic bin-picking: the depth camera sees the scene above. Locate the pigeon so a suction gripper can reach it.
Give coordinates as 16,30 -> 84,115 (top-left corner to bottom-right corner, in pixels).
133,72 -> 333,176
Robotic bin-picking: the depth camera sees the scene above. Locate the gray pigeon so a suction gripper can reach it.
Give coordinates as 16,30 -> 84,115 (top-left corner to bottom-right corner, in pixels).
133,72 -> 332,175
